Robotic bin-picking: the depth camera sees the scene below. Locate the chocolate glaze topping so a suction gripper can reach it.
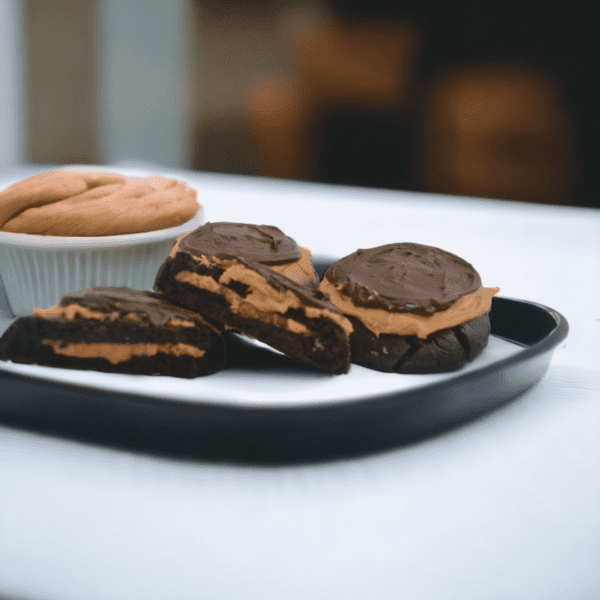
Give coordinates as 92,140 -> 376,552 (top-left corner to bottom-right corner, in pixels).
61,287 -> 209,327
233,255 -> 342,311
179,222 -> 302,265
324,243 -> 482,315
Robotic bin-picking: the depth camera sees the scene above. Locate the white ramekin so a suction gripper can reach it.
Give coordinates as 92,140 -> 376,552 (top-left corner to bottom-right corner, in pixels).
0,207 -> 204,316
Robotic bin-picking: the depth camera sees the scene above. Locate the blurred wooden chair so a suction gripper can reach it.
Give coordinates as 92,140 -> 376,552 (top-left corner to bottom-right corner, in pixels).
243,11 -> 420,182
417,62 -> 578,204
192,3 -> 581,205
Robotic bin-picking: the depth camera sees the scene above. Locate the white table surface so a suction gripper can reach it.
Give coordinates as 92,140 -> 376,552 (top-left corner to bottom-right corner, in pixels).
1,163 -> 599,600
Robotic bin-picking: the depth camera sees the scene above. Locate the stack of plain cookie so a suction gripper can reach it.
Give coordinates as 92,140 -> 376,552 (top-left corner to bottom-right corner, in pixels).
0,169 -> 199,236
0,221 -> 498,377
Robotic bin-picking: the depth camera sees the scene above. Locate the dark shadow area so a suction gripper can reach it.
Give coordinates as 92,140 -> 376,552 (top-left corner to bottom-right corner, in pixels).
0,294 -> 568,466
191,1 -> 597,208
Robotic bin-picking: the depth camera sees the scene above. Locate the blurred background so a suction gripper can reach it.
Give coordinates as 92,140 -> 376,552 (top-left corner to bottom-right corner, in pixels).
0,0 -> 597,207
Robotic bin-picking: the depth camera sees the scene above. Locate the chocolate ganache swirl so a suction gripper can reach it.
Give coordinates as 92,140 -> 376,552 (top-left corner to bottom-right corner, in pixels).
61,287 -> 208,327
324,243 -> 482,315
179,222 -> 302,265
231,255 -> 343,311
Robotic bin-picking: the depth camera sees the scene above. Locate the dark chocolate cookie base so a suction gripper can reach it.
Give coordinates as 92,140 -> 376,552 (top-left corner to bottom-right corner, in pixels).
0,313 -> 225,378
155,254 -> 351,375
347,312 -> 491,374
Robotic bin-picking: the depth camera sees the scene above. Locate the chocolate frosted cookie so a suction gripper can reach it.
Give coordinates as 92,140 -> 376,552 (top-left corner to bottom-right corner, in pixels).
155,223 -> 352,374
320,243 -> 499,374
177,222 -> 319,287
0,287 -> 225,378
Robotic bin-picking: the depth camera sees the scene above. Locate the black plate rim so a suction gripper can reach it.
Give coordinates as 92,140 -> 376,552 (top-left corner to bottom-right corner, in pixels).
0,256 -> 569,463
0,296 -> 567,409
0,259 -> 568,414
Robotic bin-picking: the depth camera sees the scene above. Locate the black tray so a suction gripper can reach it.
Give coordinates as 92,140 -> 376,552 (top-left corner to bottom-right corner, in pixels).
0,258 -> 568,464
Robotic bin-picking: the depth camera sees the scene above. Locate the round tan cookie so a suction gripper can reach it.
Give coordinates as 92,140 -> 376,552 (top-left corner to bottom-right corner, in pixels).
0,169 -> 200,236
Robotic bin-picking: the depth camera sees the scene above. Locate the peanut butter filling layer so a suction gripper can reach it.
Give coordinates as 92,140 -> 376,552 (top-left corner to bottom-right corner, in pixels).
1,169 -> 200,236
175,256 -> 353,336
169,233 -> 186,258
269,247 -> 318,285
42,340 -> 206,364
170,236 -> 318,286
319,278 -> 499,339
35,304 -> 119,321
34,303 -> 197,329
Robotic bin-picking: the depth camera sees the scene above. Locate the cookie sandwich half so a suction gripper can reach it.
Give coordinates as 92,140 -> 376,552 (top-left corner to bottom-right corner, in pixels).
154,222 -> 352,374
0,287 -> 225,378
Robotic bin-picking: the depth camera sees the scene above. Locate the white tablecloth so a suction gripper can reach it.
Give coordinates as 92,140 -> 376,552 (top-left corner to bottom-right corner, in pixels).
1,164 -> 599,600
